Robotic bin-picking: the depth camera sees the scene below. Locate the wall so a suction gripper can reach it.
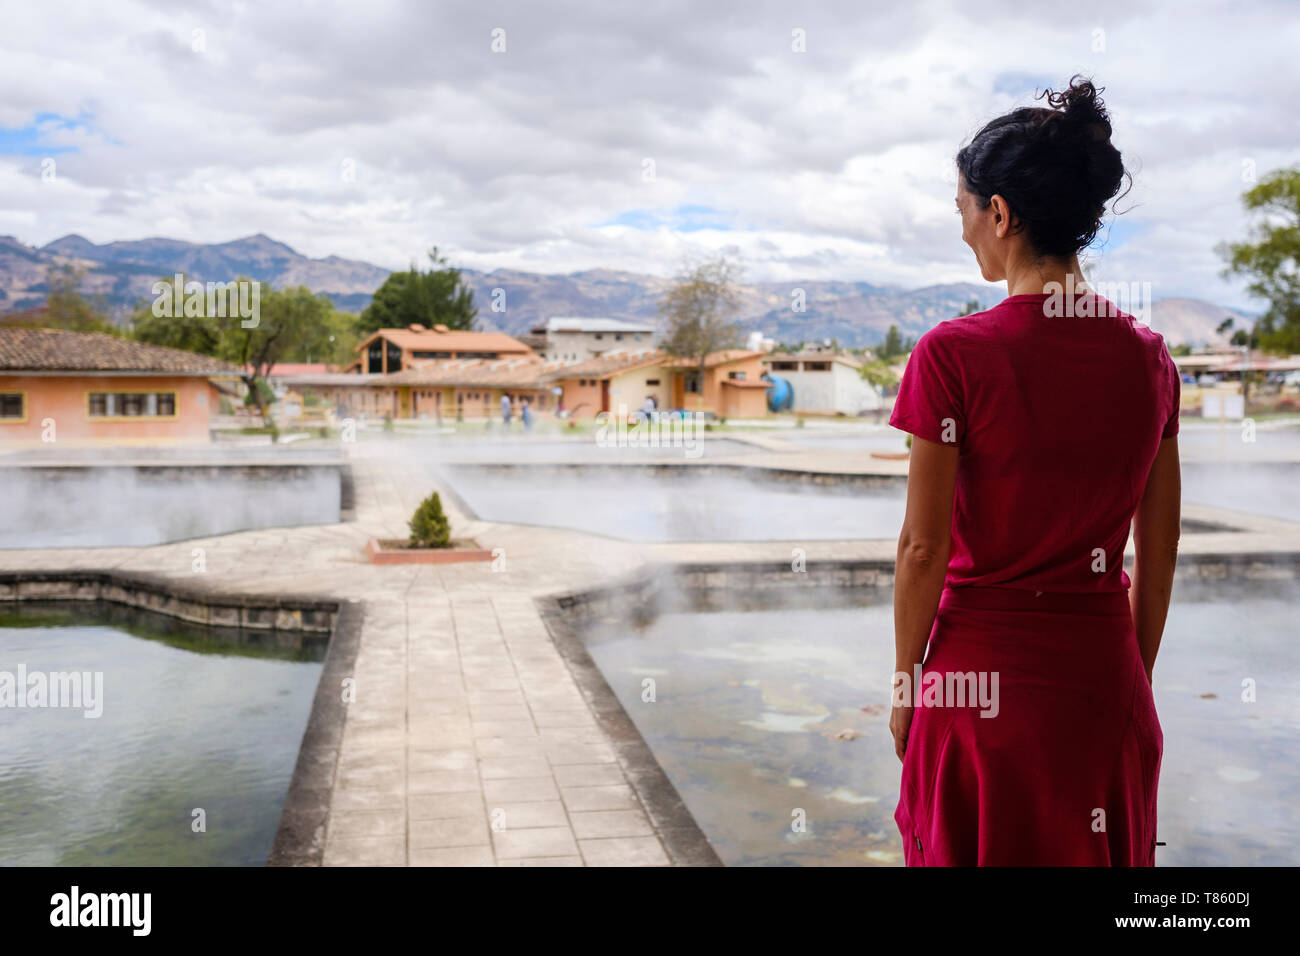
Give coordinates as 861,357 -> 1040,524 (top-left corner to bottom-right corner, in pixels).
765,362 -> 881,415
557,378 -> 606,419
607,364 -> 667,413
0,374 -> 214,446
544,330 -> 654,363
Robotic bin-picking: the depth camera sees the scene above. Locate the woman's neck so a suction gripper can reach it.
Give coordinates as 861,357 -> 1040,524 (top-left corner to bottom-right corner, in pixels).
1005,253 -> 1088,297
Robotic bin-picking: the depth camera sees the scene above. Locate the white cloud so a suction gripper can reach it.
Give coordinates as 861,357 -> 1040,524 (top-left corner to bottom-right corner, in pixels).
1,0 -> 1297,309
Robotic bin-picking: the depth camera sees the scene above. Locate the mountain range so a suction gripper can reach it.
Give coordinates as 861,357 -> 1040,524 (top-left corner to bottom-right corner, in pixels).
0,233 -> 1245,347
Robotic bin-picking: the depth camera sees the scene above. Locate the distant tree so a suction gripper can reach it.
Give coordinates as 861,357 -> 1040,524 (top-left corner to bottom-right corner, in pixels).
226,284 -> 338,419
859,358 -> 899,390
877,324 -> 916,361
9,264 -> 121,334
131,277 -> 336,422
358,247 -> 477,335
129,273 -> 223,354
958,298 -> 981,317
1219,166 -> 1300,354
659,254 -> 745,406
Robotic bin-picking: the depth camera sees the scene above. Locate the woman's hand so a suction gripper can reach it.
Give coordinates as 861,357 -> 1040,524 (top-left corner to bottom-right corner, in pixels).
890,701 -> 914,762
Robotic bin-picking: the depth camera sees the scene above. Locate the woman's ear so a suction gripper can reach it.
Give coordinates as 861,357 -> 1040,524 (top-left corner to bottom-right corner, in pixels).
989,194 -> 1013,238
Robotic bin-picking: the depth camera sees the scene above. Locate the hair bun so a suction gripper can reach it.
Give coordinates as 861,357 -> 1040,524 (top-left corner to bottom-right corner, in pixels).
1041,76 -> 1111,137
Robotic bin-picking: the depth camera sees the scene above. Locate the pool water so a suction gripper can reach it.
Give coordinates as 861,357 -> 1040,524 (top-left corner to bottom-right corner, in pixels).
579,577 -> 1298,866
0,604 -> 323,866
444,467 -> 906,542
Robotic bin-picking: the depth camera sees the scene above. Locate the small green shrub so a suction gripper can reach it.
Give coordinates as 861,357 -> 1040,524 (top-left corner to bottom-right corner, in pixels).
382,412 -> 394,432
905,433 -> 913,451
408,492 -> 452,549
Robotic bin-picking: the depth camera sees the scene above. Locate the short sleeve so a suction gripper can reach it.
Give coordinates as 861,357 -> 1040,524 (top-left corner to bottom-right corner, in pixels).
1160,343 -> 1180,439
889,328 -> 965,447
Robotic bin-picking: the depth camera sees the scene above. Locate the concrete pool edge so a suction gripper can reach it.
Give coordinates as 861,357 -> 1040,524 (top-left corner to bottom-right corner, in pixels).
537,593 -> 725,867
444,460 -> 910,489
269,599 -> 363,867
0,569 -> 339,632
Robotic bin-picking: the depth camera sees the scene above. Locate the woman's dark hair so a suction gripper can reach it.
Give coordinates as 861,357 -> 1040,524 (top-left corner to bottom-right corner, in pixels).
955,75 -> 1130,258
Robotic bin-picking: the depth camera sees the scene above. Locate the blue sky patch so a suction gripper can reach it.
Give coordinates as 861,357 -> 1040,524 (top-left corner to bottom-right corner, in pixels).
599,204 -> 731,232
0,112 -> 84,156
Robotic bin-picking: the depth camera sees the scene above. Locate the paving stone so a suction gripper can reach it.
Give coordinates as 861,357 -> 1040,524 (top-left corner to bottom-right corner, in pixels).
578,836 -> 671,867
492,826 -> 580,859
483,776 -> 561,804
323,836 -> 407,866
410,815 -> 490,849
561,785 -> 640,812
569,810 -> 654,839
409,846 -> 496,867
408,791 -> 485,821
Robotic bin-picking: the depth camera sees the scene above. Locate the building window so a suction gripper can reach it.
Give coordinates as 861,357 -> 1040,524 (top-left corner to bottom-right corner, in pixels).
386,340 -> 403,373
594,334 -> 604,340
0,392 -> 24,420
684,371 -> 701,394
367,340 -> 384,373
771,361 -> 797,371
412,350 -> 452,359
645,379 -> 660,386
804,362 -> 831,371
728,371 -> 747,380
615,333 -> 623,341
87,391 -> 178,418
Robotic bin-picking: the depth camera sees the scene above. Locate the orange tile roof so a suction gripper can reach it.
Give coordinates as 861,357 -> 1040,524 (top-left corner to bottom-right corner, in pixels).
375,357 -> 551,389
659,349 -> 764,369
0,328 -> 237,374
541,350 -> 665,382
356,327 -> 533,355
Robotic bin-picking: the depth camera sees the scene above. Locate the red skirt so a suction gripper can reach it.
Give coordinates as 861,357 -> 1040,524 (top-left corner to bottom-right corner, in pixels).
895,586 -> 1162,866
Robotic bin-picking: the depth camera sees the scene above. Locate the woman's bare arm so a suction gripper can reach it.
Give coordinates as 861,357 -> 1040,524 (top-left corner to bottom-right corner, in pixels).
891,435 -> 959,759
1129,435 -> 1181,682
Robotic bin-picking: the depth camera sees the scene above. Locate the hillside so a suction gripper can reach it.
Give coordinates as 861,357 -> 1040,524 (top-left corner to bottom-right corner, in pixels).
0,234 -> 1246,347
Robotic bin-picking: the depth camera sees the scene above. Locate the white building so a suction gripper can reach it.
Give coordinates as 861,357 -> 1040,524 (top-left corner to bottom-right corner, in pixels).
531,317 -> 658,365
763,348 -> 883,415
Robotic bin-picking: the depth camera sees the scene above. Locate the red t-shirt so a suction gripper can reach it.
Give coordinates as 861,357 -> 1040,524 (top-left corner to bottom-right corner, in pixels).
889,293 -> 1180,593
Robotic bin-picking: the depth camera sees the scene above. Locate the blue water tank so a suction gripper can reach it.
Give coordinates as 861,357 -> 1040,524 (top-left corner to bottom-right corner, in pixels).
764,373 -> 794,412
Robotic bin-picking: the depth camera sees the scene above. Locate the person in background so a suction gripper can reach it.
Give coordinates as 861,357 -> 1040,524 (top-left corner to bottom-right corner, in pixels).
500,392 -> 512,428
520,396 -> 534,431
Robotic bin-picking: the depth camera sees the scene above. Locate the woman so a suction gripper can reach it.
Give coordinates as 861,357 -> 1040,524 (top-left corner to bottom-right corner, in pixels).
889,77 -> 1181,866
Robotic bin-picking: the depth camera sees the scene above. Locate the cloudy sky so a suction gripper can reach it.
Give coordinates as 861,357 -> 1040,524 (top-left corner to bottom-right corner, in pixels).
1,0 -> 1297,308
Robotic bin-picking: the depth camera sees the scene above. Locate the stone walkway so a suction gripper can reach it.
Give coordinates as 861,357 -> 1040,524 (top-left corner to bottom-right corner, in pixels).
3,435 -> 1300,866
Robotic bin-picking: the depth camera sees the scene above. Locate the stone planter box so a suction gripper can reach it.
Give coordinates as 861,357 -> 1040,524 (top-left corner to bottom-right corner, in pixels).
365,538 -> 494,565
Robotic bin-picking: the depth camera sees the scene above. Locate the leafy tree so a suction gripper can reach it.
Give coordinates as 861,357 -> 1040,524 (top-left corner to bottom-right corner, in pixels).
1219,166 -> 1300,354
859,358 -> 899,389
958,298 -> 981,317
359,247 -> 477,334
132,277 -> 336,421
129,273 -> 223,354
659,254 -> 744,405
